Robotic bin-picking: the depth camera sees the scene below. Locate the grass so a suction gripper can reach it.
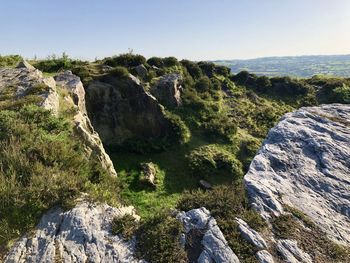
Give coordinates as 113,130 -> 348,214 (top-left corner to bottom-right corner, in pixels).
110,135 -> 209,218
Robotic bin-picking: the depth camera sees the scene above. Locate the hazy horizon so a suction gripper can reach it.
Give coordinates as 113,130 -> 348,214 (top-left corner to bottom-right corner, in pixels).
1,0 -> 350,61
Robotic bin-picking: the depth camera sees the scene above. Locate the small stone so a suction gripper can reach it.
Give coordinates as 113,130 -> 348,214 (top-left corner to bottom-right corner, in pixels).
140,162 -> 157,186
199,179 -> 213,190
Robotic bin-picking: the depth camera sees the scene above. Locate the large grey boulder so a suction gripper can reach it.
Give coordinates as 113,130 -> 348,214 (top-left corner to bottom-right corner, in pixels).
0,64 -> 59,114
150,73 -> 183,108
5,202 -> 144,263
85,73 -> 174,146
177,207 -> 240,263
55,71 -> 117,177
244,104 -> 350,245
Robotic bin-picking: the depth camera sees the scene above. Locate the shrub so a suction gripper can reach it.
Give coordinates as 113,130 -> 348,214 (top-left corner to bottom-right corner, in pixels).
165,111 -> 191,144
111,214 -> 139,240
35,53 -> 73,72
147,57 -> 164,68
0,55 -> 22,67
198,61 -> 216,77
180,60 -> 202,80
104,53 -> 146,68
202,114 -> 237,141
194,76 -> 212,92
333,84 -> 350,103
136,212 -> 187,263
187,145 -> 243,181
110,66 -> 129,78
215,65 -> 231,77
163,57 -> 179,67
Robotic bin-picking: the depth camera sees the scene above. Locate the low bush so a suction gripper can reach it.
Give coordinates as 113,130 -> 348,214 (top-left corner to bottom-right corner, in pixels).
111,214 -> 139,240
136,212 -> 187,263
110,66 -> 129,78
165,111 -> 191,145
147,57 -> 164,68
34,53 -> 73,72
187,145 -> 242,181
0,55 -> 22,67
104,53 -> 146,68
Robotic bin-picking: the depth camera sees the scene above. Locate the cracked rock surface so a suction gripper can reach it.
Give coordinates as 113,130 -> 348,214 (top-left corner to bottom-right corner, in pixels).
177,207 -> 240,263
0,63 -> 59,114
55,70 -> 117,177
244,104 -> 350,245
5,202 -> 144,263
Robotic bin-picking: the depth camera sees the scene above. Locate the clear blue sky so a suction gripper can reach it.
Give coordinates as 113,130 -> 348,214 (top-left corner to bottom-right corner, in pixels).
1,0 -> 349,60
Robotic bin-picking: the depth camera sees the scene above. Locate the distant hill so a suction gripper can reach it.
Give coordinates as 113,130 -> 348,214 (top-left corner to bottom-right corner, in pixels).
214,54 -> 350,77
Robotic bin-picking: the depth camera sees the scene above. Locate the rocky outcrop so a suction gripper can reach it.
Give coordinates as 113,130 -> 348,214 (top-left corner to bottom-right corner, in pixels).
135,64 -> 148,79
0,65 -> 116,177
276,240 -> 312,263
55,71 -> 117,177
244,104 -> 350,246
5,202 -> 144,263
256,250 -> 274,263
85,73 -> 173,146
235,218 -> 267,250
150,73 -> 183,108
0,62 -> 59,114
177,207 -> 240,263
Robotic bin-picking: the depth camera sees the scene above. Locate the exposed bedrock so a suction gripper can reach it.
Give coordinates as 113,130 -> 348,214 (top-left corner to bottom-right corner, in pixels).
85,74 -> 173,146
244,104 -> 350,246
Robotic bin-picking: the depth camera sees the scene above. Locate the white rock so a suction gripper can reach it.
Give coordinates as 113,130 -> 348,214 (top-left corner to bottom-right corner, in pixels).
5,202 -> 144,263
276,239 -> 312,263
55,71 -> 117,177
0,66 -> 59,114
256,250 -> 274,263
235,218 -> 267,250
177,207 -> 240,263
244,104 -> 350,245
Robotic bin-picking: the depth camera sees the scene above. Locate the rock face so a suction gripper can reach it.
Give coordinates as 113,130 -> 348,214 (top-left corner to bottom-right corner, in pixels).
150,73 -> 182,108
0,62 -> 59,114
85,73 -> 173,146
55,71 -> 117,177
244,104 -> 350,245
5,202 -> 144,263
177,207 -> 240,263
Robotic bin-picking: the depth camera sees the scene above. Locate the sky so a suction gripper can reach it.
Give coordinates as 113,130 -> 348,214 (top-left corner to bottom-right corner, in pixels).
1,0 -> 350,60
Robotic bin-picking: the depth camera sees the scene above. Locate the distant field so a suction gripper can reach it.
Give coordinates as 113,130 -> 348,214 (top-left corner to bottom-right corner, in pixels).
214,54 -> 350,77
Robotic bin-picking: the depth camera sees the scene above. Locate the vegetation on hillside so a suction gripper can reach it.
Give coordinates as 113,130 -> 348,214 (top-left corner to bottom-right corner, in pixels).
1,53 -> 349,262
0,84 -> 120,257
